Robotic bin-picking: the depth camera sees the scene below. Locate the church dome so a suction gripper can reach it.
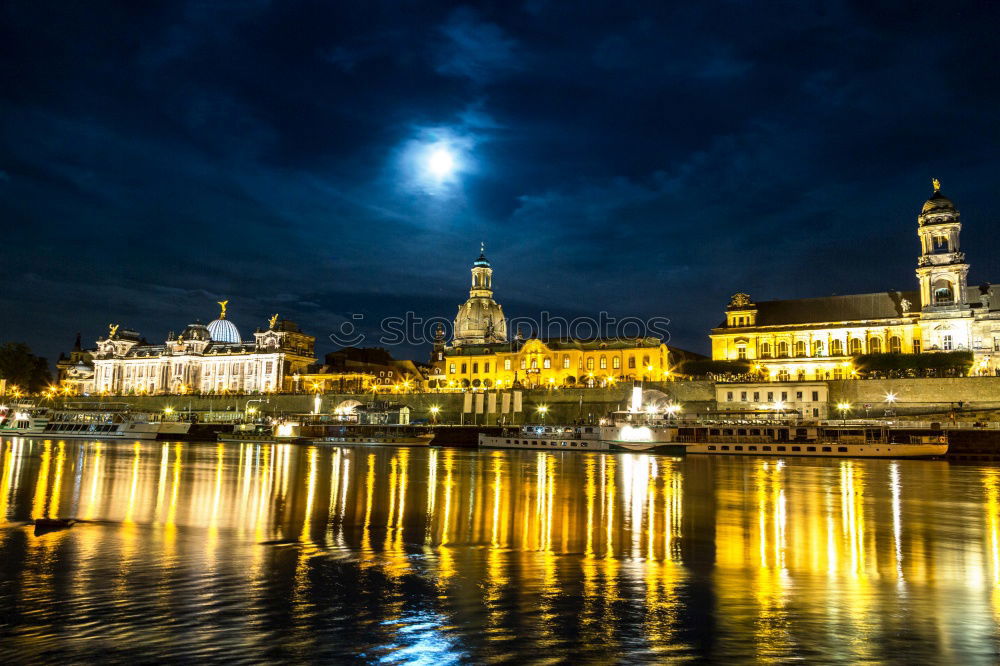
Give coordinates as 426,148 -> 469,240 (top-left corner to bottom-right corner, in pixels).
207,318 -> 241,343
455,298 -> 507,345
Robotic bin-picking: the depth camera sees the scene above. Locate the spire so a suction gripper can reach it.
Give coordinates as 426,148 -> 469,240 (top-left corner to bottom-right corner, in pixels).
73,332 -> 82,351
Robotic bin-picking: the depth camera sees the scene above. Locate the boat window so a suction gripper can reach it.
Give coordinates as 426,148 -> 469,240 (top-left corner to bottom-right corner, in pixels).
838,447 -> 848,453
748,446 -> 757,451
737,429 -> 746,436
581,443 -> 587,448
763,446 -> 771,451
506,439 -> 511,444
721,445 -> 729,451
807,446 -> 816,452
571,442 -> 577,447
777,446 -> 786,452
791,446 -> 801,452
735,445 -> 743,451
708,445 -> 716,450
822,447 -> 832,452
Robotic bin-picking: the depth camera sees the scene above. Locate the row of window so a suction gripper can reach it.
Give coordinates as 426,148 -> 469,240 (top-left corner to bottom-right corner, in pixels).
746,337 -> 908,359
725,390 -> 821,403
506,439 -> 591,448
449,354 -> 653,374
117,361 -> 276,379
706,444 -> 848,453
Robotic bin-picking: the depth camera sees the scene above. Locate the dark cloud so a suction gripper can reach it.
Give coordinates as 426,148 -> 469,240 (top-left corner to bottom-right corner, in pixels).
2,0 -> 999,366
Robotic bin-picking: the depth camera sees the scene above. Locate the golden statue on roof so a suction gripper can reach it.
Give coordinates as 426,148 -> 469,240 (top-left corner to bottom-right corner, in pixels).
108,323 -> 119,338
932,177 -> 941,193
269,313 -> 279,329
218,300 -> 229,319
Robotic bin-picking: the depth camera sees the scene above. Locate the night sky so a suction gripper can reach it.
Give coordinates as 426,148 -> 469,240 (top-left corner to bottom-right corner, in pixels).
3,1 -> 999,365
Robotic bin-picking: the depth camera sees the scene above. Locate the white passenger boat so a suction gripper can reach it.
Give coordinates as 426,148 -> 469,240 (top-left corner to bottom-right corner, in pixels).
0,403 -> 50,436
681,424 -> 948,458
41,405 -> 160,440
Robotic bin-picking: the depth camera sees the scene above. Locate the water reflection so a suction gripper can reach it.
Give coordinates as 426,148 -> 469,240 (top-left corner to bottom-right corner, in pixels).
0,438 -> 998,661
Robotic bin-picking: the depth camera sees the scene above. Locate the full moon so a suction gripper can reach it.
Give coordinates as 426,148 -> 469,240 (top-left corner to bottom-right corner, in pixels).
427,147 -> 455,179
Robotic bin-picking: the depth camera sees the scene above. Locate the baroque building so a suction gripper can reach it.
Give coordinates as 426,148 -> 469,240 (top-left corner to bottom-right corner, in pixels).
88,304 -> 316,395
711,181 -> 1000,379
432,249 -> 693,389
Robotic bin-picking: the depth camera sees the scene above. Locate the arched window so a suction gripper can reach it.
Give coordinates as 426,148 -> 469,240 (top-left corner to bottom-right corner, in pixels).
736,346 -> 747,360
628,357 -> 636,369
642,355 -> 650,367
831,339 -> 844,356
848,338 -> 862,355
868,338 -> 882,354
612,356 -> 621,369
760,342 -> 771,358
889,336 -> 902,353
812,340 -> 824,356
504,359 -> 511,370
543,358 -> 551,369
599,356 -> 607,369
777,341 -> 789,357
531,359 -> 538,369
563,356 -> 570,369
586,358 -> 594,370
794,341 -> 807,357
933,279 -> 954,304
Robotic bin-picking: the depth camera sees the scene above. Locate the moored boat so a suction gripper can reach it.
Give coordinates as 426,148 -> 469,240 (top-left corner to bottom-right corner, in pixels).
0,403 -> 50,436
40,404 -> 160,440
479,424 -> 608,451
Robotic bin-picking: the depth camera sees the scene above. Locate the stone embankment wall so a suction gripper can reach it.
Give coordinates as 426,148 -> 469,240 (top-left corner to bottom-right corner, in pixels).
828,378 -> 1000,416
50,382 -> 716,424
48,378 -> 1000,422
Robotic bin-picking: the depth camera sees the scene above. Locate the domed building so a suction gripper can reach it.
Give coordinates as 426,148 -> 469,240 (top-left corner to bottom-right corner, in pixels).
430,247 -> 689,390
453,247 -> 507,345
88,304 -> 316,395
207,300 -> 241,343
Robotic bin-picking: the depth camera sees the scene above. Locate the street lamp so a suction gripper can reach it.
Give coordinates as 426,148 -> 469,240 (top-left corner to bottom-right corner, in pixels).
537,405 -> 549,423
430,405 -> 441,424
837,401 -> 852,424
885,391 -> 897,417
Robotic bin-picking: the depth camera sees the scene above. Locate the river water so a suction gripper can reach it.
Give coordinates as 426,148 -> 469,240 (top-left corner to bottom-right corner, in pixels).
0,438 -> 998,663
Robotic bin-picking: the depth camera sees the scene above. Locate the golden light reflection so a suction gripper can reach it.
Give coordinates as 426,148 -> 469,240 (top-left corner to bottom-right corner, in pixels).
3,440 -> 1000,662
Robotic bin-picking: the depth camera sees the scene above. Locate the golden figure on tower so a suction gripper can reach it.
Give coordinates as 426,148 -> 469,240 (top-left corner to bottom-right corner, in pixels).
932,177 -> 941,193
108,323 -> 119,338
218,300 -> 229,319
269,313 -> 279,329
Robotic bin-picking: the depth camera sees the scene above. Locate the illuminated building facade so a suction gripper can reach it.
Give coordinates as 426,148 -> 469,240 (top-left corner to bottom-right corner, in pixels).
433,250 -> 689,389
56,333 -> 95,395
89,306 -> 315,395
711,182 -> 1000,379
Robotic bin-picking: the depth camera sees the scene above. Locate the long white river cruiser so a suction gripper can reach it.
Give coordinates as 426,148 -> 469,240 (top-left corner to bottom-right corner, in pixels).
679,424 -> 948,458
0,403 -> 51,436
41,404 -> 160,440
